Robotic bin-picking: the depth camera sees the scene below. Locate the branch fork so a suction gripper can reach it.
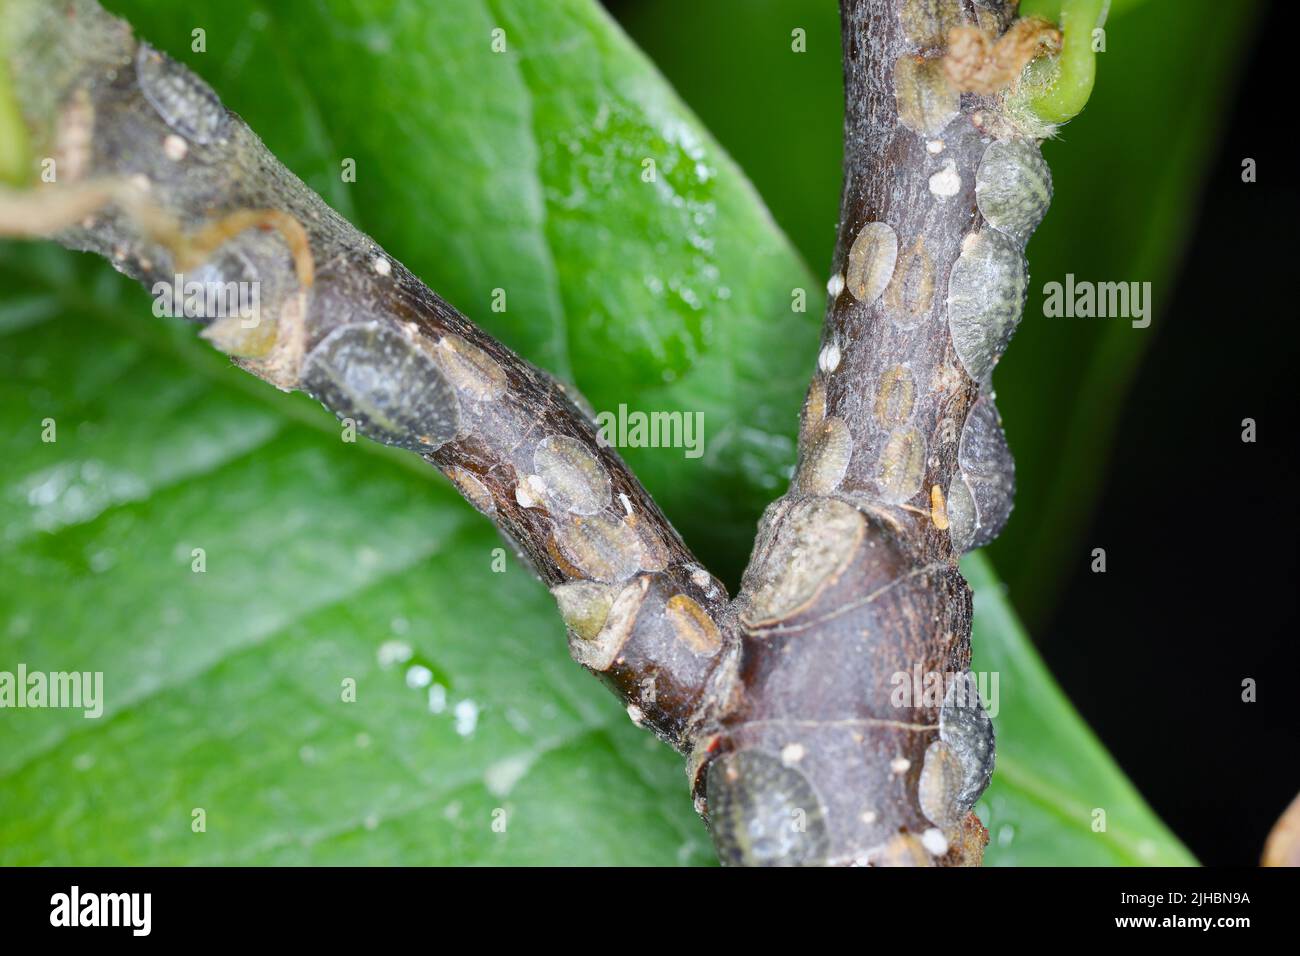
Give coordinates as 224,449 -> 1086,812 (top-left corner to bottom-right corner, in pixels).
2,0 -> 1074,866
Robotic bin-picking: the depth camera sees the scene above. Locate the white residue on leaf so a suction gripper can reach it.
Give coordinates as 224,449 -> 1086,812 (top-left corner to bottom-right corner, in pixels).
377,640 -> 413,668
484,752 -> 536,797
454,699 -> 479,736
405,664 -> 433,689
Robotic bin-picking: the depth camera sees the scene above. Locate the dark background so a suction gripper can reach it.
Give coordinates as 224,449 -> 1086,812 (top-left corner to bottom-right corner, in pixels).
1041,2 -> 1295,866
608,0 -> 1294,866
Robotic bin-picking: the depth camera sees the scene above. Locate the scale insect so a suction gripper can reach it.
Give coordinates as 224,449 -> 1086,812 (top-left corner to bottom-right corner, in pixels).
301,321 -> 462,452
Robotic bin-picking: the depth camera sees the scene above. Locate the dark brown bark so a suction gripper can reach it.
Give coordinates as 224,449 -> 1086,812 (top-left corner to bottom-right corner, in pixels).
686,0 -> 1047,866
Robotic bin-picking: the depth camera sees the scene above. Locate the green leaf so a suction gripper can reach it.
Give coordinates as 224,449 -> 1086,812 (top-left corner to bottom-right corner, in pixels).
95,0 -> 821,582
0,246 -> 714,865
0,0 -> 1189,864
965,558 -> 1193,865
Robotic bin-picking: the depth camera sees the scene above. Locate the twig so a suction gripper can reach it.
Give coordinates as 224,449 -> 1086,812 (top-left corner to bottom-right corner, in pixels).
0,0 -> 729,750
689,0 -> 1056,866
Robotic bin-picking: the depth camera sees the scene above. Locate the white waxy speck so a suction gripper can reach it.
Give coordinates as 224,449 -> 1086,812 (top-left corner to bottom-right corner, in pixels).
405,664 -> 433,689
619,492 -> 633,515
927,139 -> 945,154
454,699 -> 479,736
890,756 -> 911,775
627,703 -> 645,726
818,341 -> 841,373
861,809 -> 878,824
781,743 -> 806,765
929,159 -> 961,198
427,683 -> 448,714
163,134 -> 188,161
826,272 -> 845,299
485,753 -> 534,796
689,567 -> 711,589
377,640 -> 413,668
130,173 -> 151,192
921,827 -> 949,856
515,476 -> 546,509
372,256 -> 391,276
